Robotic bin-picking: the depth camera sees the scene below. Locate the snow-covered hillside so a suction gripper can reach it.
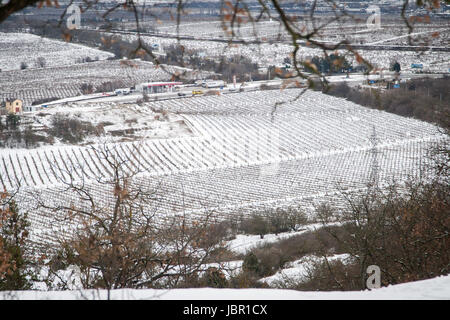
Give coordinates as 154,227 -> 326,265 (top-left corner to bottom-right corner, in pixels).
2,89 -> 445,251
0,32 -> 114,72
2,275 -> 449,300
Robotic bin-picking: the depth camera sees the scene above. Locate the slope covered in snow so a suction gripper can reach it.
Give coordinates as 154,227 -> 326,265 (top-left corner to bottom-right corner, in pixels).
2,275 -> 449,300
2,89 -> 445,251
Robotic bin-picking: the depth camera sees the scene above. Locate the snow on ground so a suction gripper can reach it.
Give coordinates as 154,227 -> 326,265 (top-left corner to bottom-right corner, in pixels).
0,32 -> 114,71
259,254 -> 352,287
3,101 -> 193,149
2,275 -> 449,300
1,89 -> 444,249
163,260 -> 244,281
226,223 -> 341,255
31,260 -> 244,292
0,59 -> 180,106
114,29 -> 450,71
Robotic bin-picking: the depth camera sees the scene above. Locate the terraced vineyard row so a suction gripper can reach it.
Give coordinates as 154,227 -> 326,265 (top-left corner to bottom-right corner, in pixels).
0,86 -> 83,107
0,111 -> 439,190
0,32 -> 114,72
18,137 -> 437,249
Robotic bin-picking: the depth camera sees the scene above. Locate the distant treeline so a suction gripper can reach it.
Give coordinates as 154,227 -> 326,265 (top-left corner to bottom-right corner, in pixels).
322,77 -> 450,128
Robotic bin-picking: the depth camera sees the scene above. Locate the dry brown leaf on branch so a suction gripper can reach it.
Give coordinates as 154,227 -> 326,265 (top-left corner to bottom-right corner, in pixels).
409,15 -> 422,23
295,80 -> 304,88
304,60 -> 317,72
431,32 -> 440,38
224,14 -> 233,22
62,33 -> 72,42
224,1 -> 234,10
284,71 -> 294,78
274,67 -> 283,75
120,60 -> 137,68
136,49 -> 147,57
354,52 -> 364,64
281,79 -> 294,90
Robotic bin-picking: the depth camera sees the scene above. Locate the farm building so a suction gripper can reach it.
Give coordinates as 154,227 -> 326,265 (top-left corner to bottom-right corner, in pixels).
2,99 -> 23,114
136,82 -> 183,94
23,105 -> 43,112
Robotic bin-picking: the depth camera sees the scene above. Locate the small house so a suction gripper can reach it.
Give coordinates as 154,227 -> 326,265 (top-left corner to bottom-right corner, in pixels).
4,99 -> 23,114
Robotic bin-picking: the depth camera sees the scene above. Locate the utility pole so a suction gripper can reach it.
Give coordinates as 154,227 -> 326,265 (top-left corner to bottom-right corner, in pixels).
369,125 -> 379,192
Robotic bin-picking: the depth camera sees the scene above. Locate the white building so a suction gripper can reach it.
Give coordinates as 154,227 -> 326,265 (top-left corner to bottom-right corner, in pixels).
136,82 -> 183,94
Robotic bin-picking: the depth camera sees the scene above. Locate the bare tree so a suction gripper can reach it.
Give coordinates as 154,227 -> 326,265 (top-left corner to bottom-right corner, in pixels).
0,189 -> 36,290
32,143 -> 227,293
315,178 -> 449,289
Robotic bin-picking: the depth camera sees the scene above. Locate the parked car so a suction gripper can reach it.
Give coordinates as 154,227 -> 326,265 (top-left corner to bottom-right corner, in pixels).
114,88 -> 131,95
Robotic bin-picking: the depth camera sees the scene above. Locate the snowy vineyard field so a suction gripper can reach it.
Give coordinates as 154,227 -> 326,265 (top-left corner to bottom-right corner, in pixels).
16,138 -> 438,249
118,19 -> 450,71
1,90 -> 441,189
1,89 -> 445,250
115,30 -> 450,71
154,20 -> 287,41
0,59 -> 179,106
0,32 -> 114,72
154,19 -> 450,46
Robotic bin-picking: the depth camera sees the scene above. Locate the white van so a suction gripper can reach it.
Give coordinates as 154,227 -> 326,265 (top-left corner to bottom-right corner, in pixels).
114,88 -> 131,95
205,80 -> 225,88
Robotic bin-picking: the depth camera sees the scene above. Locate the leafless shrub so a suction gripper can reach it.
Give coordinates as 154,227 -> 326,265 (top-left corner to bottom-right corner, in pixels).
228,270 -> 269,289
288,259 -> 362,291
95,81 -> 124,93
315,179 -> 450,289
124,118 -> 138,126
203,90 -> 220,96
35,57 -> 46,68
80,83 -> 94,95
237,207 -> 307,237
49,113 -> 99,143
